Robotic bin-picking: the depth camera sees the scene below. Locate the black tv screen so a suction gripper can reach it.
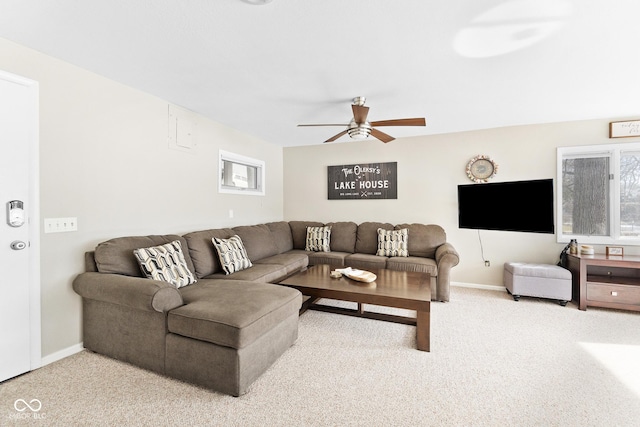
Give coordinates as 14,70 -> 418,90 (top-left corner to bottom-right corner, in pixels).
458,179 -> 554,234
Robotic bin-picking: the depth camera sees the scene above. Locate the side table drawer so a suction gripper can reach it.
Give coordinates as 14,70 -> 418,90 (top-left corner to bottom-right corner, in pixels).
587,282 -> 640,305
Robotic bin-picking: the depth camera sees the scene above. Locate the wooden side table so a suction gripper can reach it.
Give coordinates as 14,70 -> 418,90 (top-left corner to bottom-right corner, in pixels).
566,253 -> 640,312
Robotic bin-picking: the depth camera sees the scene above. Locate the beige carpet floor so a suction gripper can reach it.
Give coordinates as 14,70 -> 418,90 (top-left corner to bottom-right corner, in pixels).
1,286 -> 639,426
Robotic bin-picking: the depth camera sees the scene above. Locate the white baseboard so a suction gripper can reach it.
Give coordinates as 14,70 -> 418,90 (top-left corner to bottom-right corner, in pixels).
40,343 -> 84,367
451,281 -> 506,292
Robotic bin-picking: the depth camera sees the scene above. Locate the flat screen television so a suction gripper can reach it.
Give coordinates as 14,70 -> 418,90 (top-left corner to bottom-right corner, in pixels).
458,179 -> 554,234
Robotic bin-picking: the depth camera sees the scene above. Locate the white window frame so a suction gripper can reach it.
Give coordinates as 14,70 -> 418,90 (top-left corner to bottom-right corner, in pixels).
557,142 -> 640,245
218,150 -> 265,196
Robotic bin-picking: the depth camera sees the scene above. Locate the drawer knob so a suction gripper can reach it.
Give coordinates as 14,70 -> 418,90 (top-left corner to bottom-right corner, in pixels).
611,291 -> 618,297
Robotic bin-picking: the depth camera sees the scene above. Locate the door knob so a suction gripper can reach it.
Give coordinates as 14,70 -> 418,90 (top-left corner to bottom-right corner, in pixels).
10,240 -> 27,250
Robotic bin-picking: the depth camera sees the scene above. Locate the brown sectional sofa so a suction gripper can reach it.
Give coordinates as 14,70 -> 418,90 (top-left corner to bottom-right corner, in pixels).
73,220 -> 458,396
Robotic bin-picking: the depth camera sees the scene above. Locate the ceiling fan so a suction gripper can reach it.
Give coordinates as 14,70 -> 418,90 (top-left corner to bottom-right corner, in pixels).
297,96 -> 426,143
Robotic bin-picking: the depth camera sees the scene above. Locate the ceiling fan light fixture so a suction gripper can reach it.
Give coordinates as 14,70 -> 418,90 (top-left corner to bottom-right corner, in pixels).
347,120 -> 372,139
348,128 -> 370,139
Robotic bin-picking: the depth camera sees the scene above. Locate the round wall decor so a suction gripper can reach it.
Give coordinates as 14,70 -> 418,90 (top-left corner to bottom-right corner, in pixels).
466,155 -> 498,183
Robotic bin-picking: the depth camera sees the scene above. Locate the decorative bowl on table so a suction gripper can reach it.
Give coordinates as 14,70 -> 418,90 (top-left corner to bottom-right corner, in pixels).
334,267 -> 377,283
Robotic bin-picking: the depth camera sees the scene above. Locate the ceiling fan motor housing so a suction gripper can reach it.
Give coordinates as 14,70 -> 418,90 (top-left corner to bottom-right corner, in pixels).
352,96 -> 366,106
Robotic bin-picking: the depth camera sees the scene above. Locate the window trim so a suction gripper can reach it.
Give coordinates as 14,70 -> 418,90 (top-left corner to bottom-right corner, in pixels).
218,150 -> 265,196
557,142 -> 640,245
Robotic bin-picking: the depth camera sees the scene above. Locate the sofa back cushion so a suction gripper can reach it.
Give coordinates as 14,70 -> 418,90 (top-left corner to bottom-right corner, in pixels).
95,235 -> 195,277
232,224 -> 279,262
355,222 -> 394,254
288,221 -> 324,250
395,223 -> 446,258
266,221 -> 294,253
183,228 -> 235,278
326,221 -> 357,253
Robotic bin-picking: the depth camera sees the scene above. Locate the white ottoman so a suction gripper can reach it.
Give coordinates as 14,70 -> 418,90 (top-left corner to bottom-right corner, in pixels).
504,262 -> 572,306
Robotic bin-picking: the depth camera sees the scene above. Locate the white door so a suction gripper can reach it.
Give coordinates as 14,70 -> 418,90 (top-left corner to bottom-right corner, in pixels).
0,70 -> 40,382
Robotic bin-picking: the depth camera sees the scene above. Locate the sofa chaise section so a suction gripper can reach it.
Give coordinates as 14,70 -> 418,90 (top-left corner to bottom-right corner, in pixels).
73,234 -> 302,396
165,279 -> 301,396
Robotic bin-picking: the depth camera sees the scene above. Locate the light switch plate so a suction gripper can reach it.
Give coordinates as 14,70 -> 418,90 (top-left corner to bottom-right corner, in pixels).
44,217 -> 78,233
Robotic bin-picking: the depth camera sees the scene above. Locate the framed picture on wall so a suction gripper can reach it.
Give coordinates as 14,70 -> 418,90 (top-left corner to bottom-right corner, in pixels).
609,120 -> 640,138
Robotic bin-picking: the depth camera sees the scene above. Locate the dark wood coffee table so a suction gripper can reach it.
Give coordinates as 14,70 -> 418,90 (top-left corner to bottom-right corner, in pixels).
279,264 -> 431,351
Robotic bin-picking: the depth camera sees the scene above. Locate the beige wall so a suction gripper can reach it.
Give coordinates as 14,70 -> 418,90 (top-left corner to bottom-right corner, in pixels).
0,38 -> 284,358
284,119 -> 633,286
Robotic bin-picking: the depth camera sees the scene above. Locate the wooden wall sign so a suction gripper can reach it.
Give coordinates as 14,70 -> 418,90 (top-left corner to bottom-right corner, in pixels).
610,120 -> 640,138
328,162 -> 397,200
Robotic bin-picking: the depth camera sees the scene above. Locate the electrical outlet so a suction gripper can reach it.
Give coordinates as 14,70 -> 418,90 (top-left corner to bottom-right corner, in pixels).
44,217 -> 78,233
485,260 -> 490,267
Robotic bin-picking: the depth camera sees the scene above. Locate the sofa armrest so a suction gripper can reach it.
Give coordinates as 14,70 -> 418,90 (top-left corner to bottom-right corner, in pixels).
433,243 -> 460,302
72,272 -> 184,313
435,242 -> 460,268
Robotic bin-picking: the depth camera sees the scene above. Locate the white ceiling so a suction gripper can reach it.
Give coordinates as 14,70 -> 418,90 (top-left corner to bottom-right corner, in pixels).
1,0 -> 639,147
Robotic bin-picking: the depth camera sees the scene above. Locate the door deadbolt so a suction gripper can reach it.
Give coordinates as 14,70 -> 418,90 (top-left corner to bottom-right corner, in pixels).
7,200 -> 25,227
10,240 -> 27,250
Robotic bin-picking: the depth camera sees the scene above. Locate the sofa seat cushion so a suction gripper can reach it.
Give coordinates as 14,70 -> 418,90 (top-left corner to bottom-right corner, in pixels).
203,263 -> 289,283
169,280 -> 302,349
345,253 -> 388,270
386,256 -> 437,275
254,253 -> 308,275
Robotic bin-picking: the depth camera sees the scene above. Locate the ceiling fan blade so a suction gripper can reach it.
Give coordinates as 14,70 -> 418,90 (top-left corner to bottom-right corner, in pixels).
352,104 -> 369,124
370,118 -> 426,127
324,130 -> 348,143
371,128 -> 395,143
298,124 -> 348,127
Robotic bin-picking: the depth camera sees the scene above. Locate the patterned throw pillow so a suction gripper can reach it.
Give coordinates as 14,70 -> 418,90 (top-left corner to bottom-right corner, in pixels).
305,225 -> 331,252
212,235 -> 253,274
376,228 -> 409,257
133,240 -> 196,288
